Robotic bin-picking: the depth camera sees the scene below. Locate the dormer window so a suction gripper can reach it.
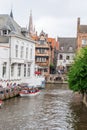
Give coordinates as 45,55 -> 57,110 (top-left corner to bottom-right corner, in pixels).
69,46 -> 73,51
3,30 -> 7,35
60,46 -> 64,50
0,30 -> 8,36
0,25 -> 11,36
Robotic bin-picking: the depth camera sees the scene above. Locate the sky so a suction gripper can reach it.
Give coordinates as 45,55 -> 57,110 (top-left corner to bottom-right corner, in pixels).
0,0 -> 87,38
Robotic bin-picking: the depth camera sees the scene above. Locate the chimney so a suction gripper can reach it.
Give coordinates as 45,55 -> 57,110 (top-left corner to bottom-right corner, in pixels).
77,17 -> 80,33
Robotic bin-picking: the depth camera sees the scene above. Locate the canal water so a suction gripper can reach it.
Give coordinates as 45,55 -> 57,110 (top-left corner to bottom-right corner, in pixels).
0,84 -> 87,130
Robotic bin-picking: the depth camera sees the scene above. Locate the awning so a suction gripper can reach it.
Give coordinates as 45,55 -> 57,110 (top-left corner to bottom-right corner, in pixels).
35,71 -> 41,75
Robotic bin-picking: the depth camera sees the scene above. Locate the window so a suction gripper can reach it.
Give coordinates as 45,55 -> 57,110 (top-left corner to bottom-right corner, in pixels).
27,64 -> 30,77
30,48 -> 32,59
15,45 -> 18,57
69,46 -> 73,51
59,54 -> 63,60
60,46 -> 64,51
82,39 -> 87,46
42,58 -> 46,62
36,57 -> 46,62
66,55 -> 70,60
37,49 -> 39,53
26,47 -> 28,59
20,46 -> 24,58
44,68 -> 47,72
3,30 -> 7,35
11,64 -> 14,77
36,57 -> 40,62
24,64 -> 26,77
0,30 -> 2,36
40,40 -> 44,44
18,64 -> 21,76
2,62 -> 7,77
39,49 -> 45,54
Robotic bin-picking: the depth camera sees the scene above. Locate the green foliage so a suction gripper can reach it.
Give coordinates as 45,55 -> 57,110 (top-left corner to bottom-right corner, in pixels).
50,63 -> 54,68
68,47 -> 87,93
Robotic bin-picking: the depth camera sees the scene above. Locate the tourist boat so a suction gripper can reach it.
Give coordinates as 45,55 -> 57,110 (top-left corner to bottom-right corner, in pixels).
0,86 -> 20,100
19,89 -> 41,97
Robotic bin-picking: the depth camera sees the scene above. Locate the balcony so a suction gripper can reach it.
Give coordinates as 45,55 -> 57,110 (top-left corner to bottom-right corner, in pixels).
35,44 -> 49,49
35,52 -> 49,57
11,58 -> 33,64
36,62 -> 49,66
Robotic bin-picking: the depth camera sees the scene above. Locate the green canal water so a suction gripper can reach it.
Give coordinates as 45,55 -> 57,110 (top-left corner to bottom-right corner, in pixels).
0,84 -> 87,130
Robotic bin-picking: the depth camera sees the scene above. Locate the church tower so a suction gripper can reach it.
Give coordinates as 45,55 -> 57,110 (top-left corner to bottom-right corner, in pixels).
28,10 -> 34,36
28,11 -> 37,36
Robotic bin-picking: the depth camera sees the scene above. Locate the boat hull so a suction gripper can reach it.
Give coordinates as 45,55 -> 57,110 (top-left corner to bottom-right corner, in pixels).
19,90 -> 40,97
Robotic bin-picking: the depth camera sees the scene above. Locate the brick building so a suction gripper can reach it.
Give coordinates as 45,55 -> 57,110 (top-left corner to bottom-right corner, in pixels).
77,17 -> 87,50
28,12 -> 58,76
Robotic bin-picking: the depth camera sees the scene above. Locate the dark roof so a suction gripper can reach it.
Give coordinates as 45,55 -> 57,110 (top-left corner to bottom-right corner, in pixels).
79,25 -> 87,33
0,14 -> 21,34
58,37 -> 76,53
0,36 -> 9,43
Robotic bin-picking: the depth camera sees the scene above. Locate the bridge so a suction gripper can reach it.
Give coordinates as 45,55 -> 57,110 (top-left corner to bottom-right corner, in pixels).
45,74 -> 68,84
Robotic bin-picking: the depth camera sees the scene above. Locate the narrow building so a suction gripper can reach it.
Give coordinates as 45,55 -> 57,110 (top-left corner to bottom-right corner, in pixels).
57,37 -> 76,72
77,17 -> 87,50
28,11 -> 58,76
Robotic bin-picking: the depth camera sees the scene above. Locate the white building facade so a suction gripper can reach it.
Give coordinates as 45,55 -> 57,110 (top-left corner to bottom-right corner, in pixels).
0,14 -> 35,86
57,37 -> 76,72
57,53 -> 75,68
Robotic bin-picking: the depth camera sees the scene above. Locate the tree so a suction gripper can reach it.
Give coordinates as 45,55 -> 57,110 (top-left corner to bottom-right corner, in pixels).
50,63 -> 55,74
68,47 -> 87,105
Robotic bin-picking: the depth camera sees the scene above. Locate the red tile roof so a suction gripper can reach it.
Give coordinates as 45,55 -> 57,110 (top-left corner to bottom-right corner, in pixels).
47,38 -> 59,50
31,35 -> 59,50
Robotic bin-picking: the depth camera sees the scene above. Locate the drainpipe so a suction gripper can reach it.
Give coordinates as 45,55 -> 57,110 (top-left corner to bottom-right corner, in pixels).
9,36 -> 11,80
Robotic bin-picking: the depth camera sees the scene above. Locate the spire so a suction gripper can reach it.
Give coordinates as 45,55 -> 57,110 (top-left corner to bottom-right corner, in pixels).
10,9 -> 13,19
28,10 -> 33,35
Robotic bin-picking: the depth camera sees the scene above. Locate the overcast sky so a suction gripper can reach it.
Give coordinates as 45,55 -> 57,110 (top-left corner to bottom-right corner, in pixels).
0,0 -> 87,38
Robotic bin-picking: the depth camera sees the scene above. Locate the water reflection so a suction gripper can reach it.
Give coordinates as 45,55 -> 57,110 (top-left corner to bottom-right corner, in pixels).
0,84 -> 87,130
70,93 -> 87,130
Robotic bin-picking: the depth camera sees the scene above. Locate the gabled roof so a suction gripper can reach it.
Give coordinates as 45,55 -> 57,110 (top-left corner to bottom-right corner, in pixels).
0,14 -> 32,39
0,14 -> 21,34
0,36 -> 9,43
31,35 -> 39,41
0,14 -> 35,43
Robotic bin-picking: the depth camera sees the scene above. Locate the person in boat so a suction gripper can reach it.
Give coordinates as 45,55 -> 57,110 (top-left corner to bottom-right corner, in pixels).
29,87 -> 35,93
7,83 -> 9,88
9,83 -> 12,88
34,87 -> 38,92
12,83 -> 16,88
0,84 -> 3,88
